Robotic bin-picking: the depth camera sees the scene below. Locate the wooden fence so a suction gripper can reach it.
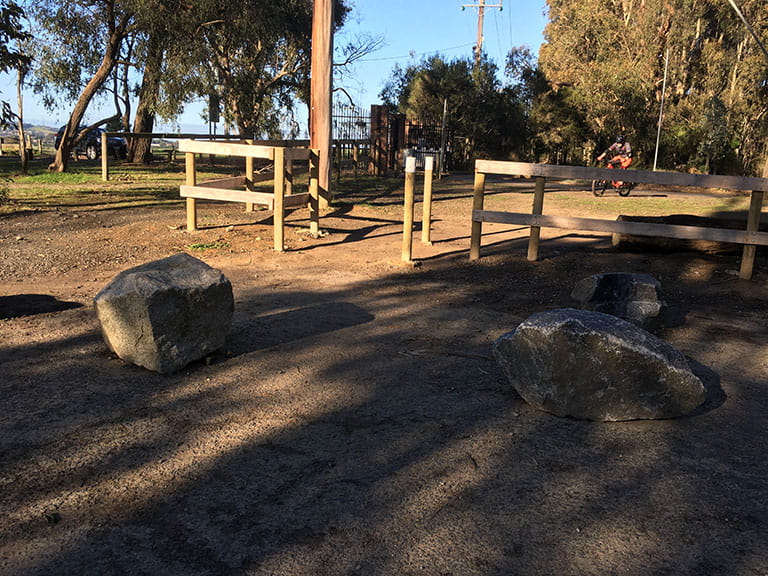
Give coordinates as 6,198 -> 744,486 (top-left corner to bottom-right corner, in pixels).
100,133 -> 303,181
178,139 -> 319,252
470,161 -> 768,280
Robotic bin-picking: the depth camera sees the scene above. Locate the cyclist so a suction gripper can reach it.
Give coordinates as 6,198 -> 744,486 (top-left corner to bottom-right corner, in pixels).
597,135 -> 632,169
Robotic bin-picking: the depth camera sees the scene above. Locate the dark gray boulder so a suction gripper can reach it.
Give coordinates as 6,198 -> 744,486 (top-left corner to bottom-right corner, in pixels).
571,272 -> 666,330
492,308 -> 705,421
94,253 -> 234,373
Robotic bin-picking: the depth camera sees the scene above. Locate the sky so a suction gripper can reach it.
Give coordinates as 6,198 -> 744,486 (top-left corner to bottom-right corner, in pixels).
336,0 -> 549,106
0,0 -> 549,133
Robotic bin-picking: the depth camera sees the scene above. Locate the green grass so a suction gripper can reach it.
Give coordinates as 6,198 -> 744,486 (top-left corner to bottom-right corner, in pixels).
0,154 -> 755,224
16,171 -> 98,184
0,157 -> 195,214
543,190 -> 751,219
186,241 -> 231,251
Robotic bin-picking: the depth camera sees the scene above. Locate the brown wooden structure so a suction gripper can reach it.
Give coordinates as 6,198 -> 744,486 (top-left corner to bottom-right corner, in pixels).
470,161 -> 768,280
401,156 -> 436,263
101,132 -> 248,181
178,139 -> 320,252
310,0 -> 333,208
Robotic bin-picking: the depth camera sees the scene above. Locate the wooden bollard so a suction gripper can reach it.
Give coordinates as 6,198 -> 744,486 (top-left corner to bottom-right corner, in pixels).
469,169 -> 487,261
245,140 -> 254,212
402,156 -> 417,263
527,176 -> 546,261
101,132 -> 109,181
273,147 -> 286,252
185,152 -> 197,231
421,156 -> 434,244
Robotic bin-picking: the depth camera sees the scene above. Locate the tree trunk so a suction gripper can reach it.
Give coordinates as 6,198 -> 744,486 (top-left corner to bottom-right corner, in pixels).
49,15 -> 128,172
129,38 -> 163,164
129,110 -> 155,164
16,68 -> 28,174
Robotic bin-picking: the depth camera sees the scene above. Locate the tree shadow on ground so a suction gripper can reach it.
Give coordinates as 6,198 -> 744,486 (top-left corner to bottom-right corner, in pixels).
0,294 -> 83,319
1,245 -> 766,575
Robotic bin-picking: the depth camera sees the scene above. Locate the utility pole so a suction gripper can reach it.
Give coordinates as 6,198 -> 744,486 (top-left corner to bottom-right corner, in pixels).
462,0 -> 502,66
653,47 -> 669,172
310,0 -> 334,209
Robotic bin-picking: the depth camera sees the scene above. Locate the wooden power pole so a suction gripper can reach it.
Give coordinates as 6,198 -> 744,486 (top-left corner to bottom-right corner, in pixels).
310,0 -> 334,209
462,0 -> 502,66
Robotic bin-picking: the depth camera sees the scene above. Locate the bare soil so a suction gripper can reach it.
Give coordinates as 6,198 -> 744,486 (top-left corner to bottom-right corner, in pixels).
1,175 -> 767,575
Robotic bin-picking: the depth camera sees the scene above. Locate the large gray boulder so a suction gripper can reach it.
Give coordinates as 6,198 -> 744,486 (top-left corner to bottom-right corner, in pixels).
492,308 -> 705,421
571,272 -> 666,330
94,253 -> 234,373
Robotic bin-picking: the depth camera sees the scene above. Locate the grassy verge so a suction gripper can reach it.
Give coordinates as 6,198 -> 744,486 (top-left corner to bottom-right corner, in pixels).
0,156 -> 251,215
0,156 -> 753,223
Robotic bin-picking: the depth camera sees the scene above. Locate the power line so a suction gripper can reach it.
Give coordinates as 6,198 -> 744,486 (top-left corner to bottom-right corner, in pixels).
357,43 -> 475,63
726,0 -> 768,63
493,6 -> 503,63
462,1 -> 503,65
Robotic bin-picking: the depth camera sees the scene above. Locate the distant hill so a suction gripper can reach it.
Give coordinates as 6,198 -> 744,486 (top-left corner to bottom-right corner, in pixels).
1,123 -> 57,143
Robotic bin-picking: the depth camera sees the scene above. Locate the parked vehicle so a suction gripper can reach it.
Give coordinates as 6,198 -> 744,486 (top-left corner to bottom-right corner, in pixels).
54,126 -> 128,160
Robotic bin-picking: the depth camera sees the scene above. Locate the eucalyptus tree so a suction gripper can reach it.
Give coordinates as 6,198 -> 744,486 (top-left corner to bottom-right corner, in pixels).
148,0 -> 351,139
27,0 -> 141,171
538,0 -> 667,162
380,54 -> 529,166
125,0 -> 193,163
0,0 -> 31,125
662,0 -> 768,173
538,0 -> 768,173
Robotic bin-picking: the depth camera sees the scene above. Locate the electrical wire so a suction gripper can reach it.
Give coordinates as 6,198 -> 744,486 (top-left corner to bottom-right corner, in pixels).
726,0 -> 768,62
358,42 -> 476,62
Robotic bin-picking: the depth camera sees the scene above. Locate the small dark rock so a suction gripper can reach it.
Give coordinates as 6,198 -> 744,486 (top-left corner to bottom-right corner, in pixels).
571,272 -> 668,330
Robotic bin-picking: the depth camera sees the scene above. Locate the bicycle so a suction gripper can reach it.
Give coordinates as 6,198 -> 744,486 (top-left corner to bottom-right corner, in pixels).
592,156 -> 635,197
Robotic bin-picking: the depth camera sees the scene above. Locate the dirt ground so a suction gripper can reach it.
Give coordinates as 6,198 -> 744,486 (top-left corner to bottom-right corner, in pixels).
1,174 -> 767,575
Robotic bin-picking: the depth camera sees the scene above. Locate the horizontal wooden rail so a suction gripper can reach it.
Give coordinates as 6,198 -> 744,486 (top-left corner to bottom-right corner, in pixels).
178,139 -> 275,159
106,132 -> 248,140
178,139 -> 312,161
474,210 -> 768,246
470,161 -> 768,280
475,160 -> 768,193
181,186 -> 308,210
196,176 -> 246,190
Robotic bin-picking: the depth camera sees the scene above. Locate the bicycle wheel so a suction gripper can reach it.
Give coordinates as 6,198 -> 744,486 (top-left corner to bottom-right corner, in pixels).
592,179 -> 607,197
618,183 -> 634,197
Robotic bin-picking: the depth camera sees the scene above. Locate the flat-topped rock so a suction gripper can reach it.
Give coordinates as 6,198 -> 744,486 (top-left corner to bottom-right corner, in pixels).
94,253 -> 234,373
493,308 -> 706,421
571,272 -> 667,330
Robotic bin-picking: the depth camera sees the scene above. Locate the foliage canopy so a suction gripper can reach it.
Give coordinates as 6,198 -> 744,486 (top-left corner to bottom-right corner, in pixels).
538,0 -> 768,174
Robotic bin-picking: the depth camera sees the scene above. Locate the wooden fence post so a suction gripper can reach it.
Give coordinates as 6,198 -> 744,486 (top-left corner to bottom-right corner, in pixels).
335,141 -> 342,185
286,156 -> 294,197
185,152 -> 197,231
245,140 -> 254,212
273,147 -> 286,251
101,132 -> 109,181
353,143 -> 359,180
422,156 -> 435,244
527,176 -> 546,261
739,190 -> 765,280
469,168 -> 487,260
402,156 -> 417,262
